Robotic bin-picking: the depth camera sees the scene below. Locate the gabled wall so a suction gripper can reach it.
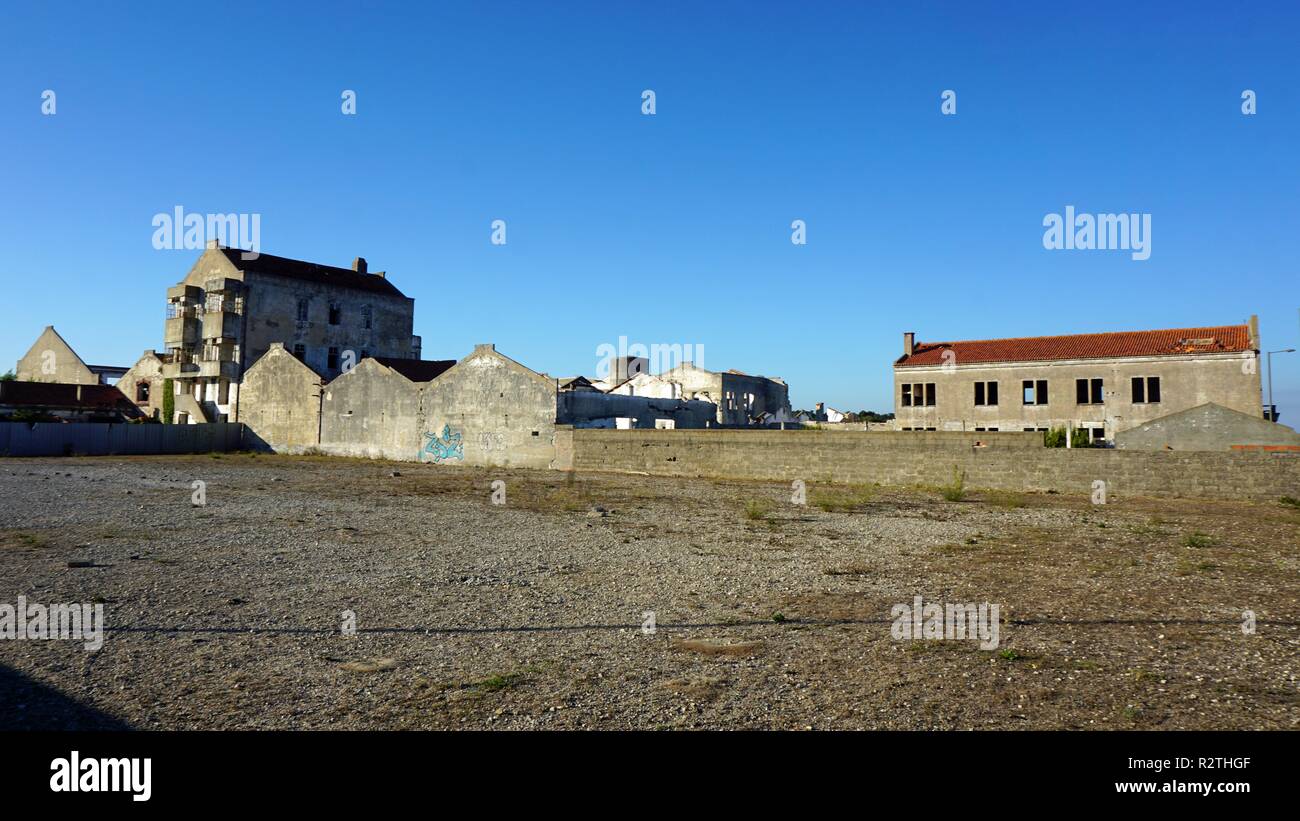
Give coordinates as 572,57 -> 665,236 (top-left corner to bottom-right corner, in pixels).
239,343 -> 324,451
320,358 -> 422,460
15,326 -> 98,385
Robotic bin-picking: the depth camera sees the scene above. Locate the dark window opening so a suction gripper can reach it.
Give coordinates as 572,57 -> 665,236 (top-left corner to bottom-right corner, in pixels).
136,381 -> 150,402
1132,376 -> 1161,403
1076,377 -> 1103,404
297,299 -> 309,322
327,347 -> 340,370
902,384 -> 912,407
924,383 -> 936,406
293,344 -> 305,362
329,303 -> 341,325
974,381 -> 998,406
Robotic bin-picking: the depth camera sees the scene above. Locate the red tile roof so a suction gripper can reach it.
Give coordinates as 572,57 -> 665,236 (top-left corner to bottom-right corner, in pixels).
896,324 -> 1251,368
0,381 -> 142,415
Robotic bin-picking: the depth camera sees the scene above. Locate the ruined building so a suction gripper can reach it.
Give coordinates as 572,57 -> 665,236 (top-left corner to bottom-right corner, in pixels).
162,242 -> 420,422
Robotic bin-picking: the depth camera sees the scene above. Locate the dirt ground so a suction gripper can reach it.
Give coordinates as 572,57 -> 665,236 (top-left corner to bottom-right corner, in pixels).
1,453 -> 1297,730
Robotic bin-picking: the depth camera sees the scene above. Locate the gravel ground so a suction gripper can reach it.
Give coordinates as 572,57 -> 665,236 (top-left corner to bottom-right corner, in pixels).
1,453 -> 1297,730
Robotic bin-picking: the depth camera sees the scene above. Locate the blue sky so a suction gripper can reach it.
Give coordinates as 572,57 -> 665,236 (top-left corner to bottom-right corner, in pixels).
1,1 -> 1298,414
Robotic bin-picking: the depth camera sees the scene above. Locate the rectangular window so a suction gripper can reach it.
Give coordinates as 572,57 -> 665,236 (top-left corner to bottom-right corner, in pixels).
1076,378 -> 1104,404
327,347 -> 340,370
293,344 -> 305,362
1023,379 -> 1048,405
362,305 -> 372,330
1132,376 -> 1161,403
974,381 -> 998,406
329,303 -> 341,325
924,383 -> 935,406
297,299 -> 309,322
902,384 -> 912,407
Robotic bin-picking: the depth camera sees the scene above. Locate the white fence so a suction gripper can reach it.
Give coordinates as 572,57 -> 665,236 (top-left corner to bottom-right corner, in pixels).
0,422 -> 245,457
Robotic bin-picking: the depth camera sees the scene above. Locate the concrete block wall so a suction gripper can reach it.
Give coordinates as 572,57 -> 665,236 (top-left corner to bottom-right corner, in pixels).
555,428 -> 1300,500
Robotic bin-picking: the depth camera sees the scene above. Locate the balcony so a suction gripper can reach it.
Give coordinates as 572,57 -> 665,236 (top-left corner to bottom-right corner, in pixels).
197,360 -> 241,379
161,359 -> 199,379
202,309 -> 241,340
164,316 -> 200,346
167,284 -> 202,302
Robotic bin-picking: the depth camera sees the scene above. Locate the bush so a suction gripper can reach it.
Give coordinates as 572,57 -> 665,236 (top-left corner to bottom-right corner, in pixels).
161,378 -> 174,424
941,467 -> 966,502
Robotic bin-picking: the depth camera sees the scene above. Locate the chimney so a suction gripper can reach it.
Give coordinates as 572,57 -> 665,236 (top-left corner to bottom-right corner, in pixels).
352,257 -> 367,275
903,332 -> 915,357
1248,314 -> 1259,350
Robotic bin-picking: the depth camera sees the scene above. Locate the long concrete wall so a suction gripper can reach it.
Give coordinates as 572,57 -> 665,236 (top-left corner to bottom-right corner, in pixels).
0,422 -> 244,457
554,427 -> 1300,500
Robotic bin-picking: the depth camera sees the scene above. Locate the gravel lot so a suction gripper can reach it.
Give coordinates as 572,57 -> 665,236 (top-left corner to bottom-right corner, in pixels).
1,453 -> 1297,730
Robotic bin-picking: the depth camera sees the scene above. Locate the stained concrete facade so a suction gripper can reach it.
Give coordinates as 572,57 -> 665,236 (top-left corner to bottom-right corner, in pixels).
116,350 -> 167,419
239,343 -> 325,452
558,390 -> 717,429
1115,402 -> 1300,452
162,243 -> 418,423
16,326 -> 105,385
893,322 -> 1263,440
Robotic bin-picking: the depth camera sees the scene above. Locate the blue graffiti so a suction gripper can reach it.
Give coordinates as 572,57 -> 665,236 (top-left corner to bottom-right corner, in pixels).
422,424 -> 464,462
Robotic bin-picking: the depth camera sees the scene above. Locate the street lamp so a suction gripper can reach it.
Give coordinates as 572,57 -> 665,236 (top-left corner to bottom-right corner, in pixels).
1267,348 -> 1296,422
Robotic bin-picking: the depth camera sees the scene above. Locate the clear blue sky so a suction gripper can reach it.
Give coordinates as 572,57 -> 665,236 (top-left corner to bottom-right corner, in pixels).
2,1 -> 1298,415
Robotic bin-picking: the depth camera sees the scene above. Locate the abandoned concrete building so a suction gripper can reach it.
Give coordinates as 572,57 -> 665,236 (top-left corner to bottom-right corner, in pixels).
162,242 -> 420,423
15,326 -> 127,386
892,319 -> 1264,442
600,361 -> 791,426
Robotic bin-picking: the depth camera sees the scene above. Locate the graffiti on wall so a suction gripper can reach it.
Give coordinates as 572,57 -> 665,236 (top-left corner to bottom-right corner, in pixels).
422,424 -> 464,462
479,432 -> 506,452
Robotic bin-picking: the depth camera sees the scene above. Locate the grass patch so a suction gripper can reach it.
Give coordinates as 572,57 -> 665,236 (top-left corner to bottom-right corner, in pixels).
940,467 -> 966,502
810,483 -> 874,512
985,490 -> 1026,508
743,498 -> 774,521
1183,532 -> 1215,548
1279,496 -> 1300,510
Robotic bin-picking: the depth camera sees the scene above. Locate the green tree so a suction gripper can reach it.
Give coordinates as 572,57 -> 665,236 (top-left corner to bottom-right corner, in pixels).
161,378 -> 174,424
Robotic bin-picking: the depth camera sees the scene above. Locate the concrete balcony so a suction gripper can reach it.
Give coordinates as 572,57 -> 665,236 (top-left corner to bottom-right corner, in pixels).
202,310 -> 241,340
203,277 -> 243,294
161,360 -> 200,379
164,316 -> 200,346
196,360 -> 241,379
167,284 -> 202,302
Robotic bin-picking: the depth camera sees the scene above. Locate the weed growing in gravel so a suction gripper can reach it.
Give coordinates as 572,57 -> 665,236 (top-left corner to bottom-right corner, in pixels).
997,648 -> 1022,661
743,498 -> 774,520
1183,532 -> 1215,548
940,467 -> 966,502
1280,496 -> 1300,510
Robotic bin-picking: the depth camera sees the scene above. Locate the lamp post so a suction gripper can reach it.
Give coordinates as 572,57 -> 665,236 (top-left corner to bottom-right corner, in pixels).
1267,348 -> 1296,422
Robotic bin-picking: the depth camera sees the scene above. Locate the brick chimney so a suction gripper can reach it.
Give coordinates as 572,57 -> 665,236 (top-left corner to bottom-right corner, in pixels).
352,257 -> 367,275
903,332 -> 915,357
1248,314 -> 1260,350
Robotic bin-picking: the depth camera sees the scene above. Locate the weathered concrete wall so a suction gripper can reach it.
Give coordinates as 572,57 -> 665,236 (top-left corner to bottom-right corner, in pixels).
116,351 -> 166,419
555,428 -> 1300,501
558,391 -> 716,429
1116,402 -> 1300,452
239,344 -> 323,451
419,345 -> 557,468
15,326 -> 98,385
320,358 -> 422,460
894,351 -> 1261,436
